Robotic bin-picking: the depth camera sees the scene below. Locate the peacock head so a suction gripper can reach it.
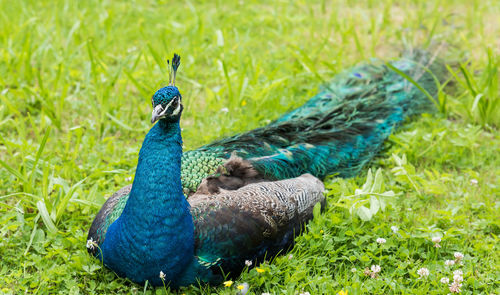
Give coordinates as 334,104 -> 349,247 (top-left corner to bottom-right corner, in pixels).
151,54 -> 183,123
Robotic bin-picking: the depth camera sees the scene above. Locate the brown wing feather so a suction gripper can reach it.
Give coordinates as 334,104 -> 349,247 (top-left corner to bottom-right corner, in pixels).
189,174 -> 325,276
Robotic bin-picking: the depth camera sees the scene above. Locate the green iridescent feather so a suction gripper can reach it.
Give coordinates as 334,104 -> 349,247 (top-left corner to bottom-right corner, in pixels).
180,151 -> 225,194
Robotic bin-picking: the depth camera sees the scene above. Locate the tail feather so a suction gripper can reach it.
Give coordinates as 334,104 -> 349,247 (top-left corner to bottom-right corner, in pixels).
188,50 -> 447,187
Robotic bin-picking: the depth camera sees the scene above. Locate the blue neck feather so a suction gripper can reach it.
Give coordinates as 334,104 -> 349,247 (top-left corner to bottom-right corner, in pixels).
101,119 -> 195,286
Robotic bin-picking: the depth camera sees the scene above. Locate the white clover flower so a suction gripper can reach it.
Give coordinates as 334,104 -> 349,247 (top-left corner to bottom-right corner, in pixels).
159,271 -> 166,280
454,252 -> 464,260
449,281 -> 462,293
391,226 -> 399,233
376,238 -> 386,244
417,267 -> 430,278
86,238 -> 97,250
453,274 -> 464,283
432,237 -> 441,243
445,260 -> 455,266
452,270 -> 463,278
440,277 -> 450,284
453,270 -> 463,276
245,260 -> 252,267
351,267 -> 357,273
220,107 -> 229,113
371,265 -> 381,273
470,178 -> 478,185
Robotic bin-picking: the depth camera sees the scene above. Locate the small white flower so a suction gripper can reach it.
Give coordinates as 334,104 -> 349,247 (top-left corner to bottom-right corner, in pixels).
445,260 -> 455,266
262,293 -> 271,295
351,267 -> 357,273
299,292 -> 311,295
391,226 -> 399,233
288,254 -> 293,260
454,252 -> 464,260
417,267 -> 430,278
245,260 -> 252,267
453,274 -> 463,283
432,237 -> 442,247
453,270 -> 463,277
159,271 -> 165,280
220,107 -> 229,113
371,265 -> 381,273
470,178 -> 478,185
440,277 -> 450,284
449,281 -> 462,293
86,238 -> 97,250
125,176 -> 132,182
376,238 -> 386,244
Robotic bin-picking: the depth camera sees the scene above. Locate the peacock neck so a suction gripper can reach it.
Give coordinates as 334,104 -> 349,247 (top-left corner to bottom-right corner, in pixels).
125,119 -> 185,219
101,119 -> 195,286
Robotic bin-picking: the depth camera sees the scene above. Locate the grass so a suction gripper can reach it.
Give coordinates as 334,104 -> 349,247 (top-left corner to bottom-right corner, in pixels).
0,0 -> 499,294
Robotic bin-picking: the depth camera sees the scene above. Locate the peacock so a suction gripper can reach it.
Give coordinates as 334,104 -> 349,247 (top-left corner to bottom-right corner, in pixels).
87,50 -> 446,287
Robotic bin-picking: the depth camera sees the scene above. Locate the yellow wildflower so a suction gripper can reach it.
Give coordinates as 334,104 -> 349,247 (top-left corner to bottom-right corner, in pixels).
256,267 -> 265,273
237,284 -> 245,290
223,280 -> 233,287
338,290 -> 348,295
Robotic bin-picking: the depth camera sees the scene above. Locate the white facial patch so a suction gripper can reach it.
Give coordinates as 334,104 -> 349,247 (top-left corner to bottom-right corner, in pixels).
171,100 -> 181,116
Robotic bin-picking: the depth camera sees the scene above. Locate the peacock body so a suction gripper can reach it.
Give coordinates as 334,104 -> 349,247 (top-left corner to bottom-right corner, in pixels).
87,51 -> 445,287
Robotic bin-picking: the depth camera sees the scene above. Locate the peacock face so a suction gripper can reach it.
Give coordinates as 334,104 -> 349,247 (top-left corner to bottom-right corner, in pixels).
151,86 -> 183,123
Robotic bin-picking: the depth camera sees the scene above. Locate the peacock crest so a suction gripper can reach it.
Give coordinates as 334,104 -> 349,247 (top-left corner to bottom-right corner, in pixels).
150,54 -> 183,123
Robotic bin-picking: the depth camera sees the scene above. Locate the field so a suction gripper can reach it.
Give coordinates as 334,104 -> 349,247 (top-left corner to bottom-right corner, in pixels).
0,0 -> 499,294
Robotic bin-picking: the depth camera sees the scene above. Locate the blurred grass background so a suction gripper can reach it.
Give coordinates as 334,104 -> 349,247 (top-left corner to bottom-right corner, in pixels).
0,0 -> 499,294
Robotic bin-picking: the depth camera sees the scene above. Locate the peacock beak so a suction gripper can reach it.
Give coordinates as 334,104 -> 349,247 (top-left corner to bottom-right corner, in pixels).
151,104 -> 165,124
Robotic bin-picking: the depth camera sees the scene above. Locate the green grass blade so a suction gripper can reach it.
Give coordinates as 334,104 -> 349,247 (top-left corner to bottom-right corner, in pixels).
29,126 -> 51,186
24,214 -> 40,255
459,64 -> 478,97
55,177 -> 87,224
36,201 -> 57,233
0,158 -> 28,184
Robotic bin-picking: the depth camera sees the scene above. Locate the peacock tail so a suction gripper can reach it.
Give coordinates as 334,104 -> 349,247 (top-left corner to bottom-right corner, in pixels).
180,49 -> 446,194
87,50 -> 447,286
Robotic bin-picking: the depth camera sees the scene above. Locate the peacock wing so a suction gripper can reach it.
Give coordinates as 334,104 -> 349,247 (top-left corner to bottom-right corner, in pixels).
189,174 -> 325,278
87,185 -> 131,256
